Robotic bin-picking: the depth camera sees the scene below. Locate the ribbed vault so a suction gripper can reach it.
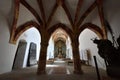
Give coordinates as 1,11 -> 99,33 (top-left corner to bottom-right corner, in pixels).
9,0 -> 107,75
10,0 -> 107,43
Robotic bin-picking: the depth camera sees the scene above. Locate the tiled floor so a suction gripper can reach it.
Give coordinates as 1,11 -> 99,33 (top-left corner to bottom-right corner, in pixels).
0,60 -> 116,80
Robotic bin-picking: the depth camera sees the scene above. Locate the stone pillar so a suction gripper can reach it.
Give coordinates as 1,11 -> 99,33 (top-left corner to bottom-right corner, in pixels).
71,37 -> 83,74
37,40 -> 48,75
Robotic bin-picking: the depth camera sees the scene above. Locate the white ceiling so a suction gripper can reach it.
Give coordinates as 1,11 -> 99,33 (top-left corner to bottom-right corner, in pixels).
17,0 -> 98,30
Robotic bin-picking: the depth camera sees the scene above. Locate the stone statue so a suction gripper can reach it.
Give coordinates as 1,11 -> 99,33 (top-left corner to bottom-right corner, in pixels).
92,37 -> 120,66
92,36 -> 120,78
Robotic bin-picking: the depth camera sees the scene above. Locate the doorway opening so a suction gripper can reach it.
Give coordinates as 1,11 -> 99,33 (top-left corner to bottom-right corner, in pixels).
46,28 -> 73,74
79,29 -> 106,69
12,27 -> 41,70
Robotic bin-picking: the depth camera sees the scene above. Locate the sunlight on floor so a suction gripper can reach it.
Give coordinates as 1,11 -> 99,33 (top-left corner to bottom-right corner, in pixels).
46,60 -> 71,74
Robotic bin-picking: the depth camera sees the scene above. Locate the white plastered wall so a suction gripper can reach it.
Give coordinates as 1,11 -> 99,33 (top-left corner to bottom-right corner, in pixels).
79,29 -> 106,69
47,37 -> 54,59
0,13 -> 17,74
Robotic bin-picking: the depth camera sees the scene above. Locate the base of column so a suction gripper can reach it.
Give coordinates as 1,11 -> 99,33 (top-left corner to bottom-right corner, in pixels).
37,70 -> 46,75
73,70 -> 84,74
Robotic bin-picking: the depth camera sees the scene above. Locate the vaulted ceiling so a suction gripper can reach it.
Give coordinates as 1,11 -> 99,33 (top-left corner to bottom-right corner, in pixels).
10,0 -> 106,43
52,28 -> 68,42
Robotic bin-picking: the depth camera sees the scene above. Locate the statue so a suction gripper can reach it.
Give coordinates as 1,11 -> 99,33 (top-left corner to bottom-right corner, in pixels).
92,38 -> 120,66
91,36 -> 120,78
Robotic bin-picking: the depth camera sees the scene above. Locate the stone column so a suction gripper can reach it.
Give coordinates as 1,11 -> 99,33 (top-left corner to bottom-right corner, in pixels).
37,40 -> 48,75
71,37 -> 83,74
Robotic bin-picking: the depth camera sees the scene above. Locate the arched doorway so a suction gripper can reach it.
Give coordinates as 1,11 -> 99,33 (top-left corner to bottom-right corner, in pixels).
12,27 -> 41,69
46,28 -> 73,74
79,28 -> 106,69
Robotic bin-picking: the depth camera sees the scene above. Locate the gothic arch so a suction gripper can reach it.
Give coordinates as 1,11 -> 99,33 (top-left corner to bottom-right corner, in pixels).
78,23 -> 104,39
48,23 -> 73,41
14,21 -> 41,43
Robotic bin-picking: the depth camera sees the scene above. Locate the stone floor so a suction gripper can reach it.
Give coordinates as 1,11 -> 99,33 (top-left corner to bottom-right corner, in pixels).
0,60 -> 118,80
